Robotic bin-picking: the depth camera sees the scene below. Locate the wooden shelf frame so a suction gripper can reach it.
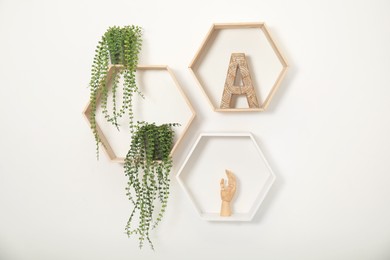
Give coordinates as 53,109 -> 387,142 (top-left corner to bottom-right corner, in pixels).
176,132 -> 276,221
83,64 -> 196,163
189,22 -> 289,112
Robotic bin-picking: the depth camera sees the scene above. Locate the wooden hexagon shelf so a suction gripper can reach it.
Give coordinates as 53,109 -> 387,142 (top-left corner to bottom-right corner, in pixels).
176,133 -> 276,221
83,64 -> 196,163
189,22 -> 288,112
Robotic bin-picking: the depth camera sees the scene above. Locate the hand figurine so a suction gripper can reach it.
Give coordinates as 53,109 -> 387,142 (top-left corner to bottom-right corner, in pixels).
220,169 -> 237,216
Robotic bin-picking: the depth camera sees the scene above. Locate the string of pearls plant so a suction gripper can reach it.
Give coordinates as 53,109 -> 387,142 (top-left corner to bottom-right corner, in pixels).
88,25 -> 142,158
87,26 -> 177,250
124,122 -> 178,249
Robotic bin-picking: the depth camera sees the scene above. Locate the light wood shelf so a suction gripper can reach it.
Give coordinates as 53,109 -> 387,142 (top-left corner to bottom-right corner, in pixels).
83,64 -> 196,163
189,22 -> 288,112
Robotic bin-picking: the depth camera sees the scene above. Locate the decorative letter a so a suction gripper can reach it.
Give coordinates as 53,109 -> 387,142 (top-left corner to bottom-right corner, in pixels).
220,53 -> 259,109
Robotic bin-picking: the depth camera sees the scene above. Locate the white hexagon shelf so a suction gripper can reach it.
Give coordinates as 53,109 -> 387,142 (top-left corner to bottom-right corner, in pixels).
83,65 -> 196,163
176,133 -> 276,221
189,22 -> 288,112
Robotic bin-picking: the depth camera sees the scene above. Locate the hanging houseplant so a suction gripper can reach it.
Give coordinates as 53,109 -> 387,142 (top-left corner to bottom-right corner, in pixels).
124,121 -> 178,249
88,25 -> 142,158
87,26 -> 178,250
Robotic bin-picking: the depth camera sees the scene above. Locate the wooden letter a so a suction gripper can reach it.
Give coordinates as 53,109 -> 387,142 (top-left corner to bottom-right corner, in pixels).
220,53 -> 259,109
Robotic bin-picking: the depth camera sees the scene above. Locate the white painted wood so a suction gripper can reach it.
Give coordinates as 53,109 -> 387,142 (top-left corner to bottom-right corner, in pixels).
176,132 -> 276,221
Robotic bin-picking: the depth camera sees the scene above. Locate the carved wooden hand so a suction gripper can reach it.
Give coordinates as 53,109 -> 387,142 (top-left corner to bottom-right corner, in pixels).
220,169 -> 237,216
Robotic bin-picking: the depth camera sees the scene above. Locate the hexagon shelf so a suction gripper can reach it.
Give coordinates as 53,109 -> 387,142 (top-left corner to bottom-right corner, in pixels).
83,65 -> 196,163
176,133 -> 276,221
189,22 -> 288,112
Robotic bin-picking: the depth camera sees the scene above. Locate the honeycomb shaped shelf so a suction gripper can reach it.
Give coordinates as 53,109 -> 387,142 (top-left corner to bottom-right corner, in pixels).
83,65 -> 196,163
176,133 -> 276,221
189,22 -> 288,112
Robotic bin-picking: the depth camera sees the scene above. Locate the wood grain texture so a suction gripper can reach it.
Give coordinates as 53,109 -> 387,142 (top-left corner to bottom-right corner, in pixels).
220,53 -> 260,109
220,169 -> 237,217
188,22 -> 289,112
83,65 -> 196,163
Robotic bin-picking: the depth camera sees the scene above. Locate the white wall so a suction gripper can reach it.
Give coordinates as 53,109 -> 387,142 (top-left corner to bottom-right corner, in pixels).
1,0 -> 390,259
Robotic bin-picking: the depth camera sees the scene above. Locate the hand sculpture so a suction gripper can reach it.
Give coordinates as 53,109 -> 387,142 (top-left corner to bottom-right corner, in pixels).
220,169 -> 237,216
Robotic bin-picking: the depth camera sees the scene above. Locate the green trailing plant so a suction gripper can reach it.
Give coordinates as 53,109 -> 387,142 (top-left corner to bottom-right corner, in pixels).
88,25 -> 142,158
87,26 -> 178,250
124,121 -> 179,249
